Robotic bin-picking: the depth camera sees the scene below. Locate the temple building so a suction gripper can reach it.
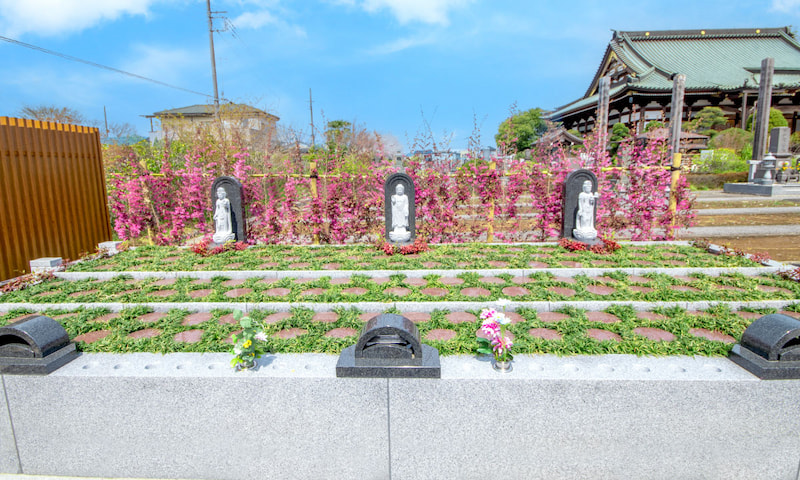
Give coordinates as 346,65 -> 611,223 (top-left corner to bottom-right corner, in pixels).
549,27 -> 800,135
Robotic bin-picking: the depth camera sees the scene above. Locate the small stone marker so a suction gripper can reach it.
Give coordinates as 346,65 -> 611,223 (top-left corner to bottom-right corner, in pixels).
384,173 -> 416,245
211,176 -> 246,244
29,257 -> 62,274
561,169 -> 600,245
729,313 -> 800,379
769,127 -> 792,181
0,315 -> 79,374
336,313 -> 440,378
98,241 -> 124,255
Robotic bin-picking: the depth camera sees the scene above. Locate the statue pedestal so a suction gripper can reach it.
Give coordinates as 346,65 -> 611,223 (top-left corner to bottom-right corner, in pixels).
388,228 -> 411,244
212,232 -> 235,245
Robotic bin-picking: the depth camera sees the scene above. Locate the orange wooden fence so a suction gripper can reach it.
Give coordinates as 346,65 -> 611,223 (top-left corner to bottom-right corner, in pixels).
0,117 -> 111,281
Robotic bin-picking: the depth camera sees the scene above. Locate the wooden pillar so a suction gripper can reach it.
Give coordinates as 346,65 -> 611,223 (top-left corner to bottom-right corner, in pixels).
753,58 -> 775,160
741,91 -> 749,130
597,76 -> 610,142
668,74 -> 686,156
310,161 -> 319,245
486,161 -> 496,243
668,74 -> 686,240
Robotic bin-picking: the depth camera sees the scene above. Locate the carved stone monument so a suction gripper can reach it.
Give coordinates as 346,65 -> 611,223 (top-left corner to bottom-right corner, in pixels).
562,169 -> 600,245
336,313 -> 441,378
211,176 -> 246,244
384,173 -> 415,245
0,315 -> 79,374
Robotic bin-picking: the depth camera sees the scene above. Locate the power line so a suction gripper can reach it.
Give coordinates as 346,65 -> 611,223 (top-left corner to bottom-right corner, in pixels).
0,34 -> 213,99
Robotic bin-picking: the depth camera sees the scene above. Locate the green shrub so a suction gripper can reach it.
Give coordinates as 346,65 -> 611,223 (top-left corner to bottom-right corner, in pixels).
746,107 -> 789,131
693,148 -> 747,174
645,121 -> 665,132
708,128 -> 753,152
791,132 -> 800,155
685,106 -> 728,137
687,172 -> 748,189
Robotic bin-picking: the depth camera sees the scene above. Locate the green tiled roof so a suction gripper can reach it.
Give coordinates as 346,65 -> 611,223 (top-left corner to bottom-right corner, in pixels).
551,27 -> 800,120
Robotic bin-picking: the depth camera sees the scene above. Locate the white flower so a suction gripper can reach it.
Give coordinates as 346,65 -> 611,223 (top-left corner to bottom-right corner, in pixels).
494,313 -> 511,325
233,347 -> 242,355
496,298 -> 511,309
255,331 -> 268,341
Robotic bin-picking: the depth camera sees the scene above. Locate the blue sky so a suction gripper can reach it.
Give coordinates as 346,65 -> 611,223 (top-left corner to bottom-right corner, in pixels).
1,0 -> 799,151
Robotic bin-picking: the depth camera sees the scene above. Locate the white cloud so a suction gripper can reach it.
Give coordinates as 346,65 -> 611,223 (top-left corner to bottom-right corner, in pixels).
231,9 -> 306,36
233,10 -> 278,29
360,0 -> 474,25
771,0 -> 800,13
0,0 -> 160,37
366,34 -> 436,55
120,44 -> 204,86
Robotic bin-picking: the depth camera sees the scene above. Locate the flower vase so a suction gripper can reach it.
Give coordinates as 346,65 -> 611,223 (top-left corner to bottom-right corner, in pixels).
492,358 -> 513,373
235,359 -> 256,371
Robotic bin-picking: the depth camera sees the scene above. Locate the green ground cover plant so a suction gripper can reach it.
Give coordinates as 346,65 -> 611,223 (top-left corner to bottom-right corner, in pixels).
1,304 -> 797,357
2,271 -> 796,304
64,243 -> 763,272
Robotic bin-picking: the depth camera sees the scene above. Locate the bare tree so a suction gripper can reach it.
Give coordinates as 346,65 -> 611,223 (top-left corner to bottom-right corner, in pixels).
18,105 -> 91,125
102,122 -> 140,144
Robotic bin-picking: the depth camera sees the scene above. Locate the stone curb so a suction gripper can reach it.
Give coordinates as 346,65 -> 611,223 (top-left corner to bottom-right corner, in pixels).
50,352 -> 756,382
53,265 -> 785,282
3,299 -> 796,314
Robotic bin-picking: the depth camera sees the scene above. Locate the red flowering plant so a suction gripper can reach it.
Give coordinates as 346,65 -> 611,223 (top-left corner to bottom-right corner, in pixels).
105,122 -> 695,246
378,236 -> 430,255
190,236 -> 248,257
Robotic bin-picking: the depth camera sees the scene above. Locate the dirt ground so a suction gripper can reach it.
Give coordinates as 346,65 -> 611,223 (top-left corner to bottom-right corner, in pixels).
709,236 -> 800,264
694,213 -> 800,227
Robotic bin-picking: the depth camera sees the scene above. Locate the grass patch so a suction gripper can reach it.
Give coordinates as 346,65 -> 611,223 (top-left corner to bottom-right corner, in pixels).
65,243 -> 762,272
2,304 -> 788,357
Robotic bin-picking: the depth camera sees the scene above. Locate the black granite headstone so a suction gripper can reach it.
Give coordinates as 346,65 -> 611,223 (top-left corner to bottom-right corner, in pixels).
0,315 -> 78,374
729,313 -> 800,379
211,176 -> 246,243
561,169 -> 600,244
384,173 -> 416,245
336,314 -> 440,378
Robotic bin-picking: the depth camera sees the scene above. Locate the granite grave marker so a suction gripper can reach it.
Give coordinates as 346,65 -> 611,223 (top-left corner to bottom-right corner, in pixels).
561,169 -> 600,244
211,176 -> 246,244
0,315 -> 78,374
384,173 -> 415,245
336,313 -> 440,378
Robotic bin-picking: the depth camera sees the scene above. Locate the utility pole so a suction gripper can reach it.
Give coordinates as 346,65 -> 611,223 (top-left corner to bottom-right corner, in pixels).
309,88 -> 315,148
103,105 -> 109,139
206,0 -> 220,120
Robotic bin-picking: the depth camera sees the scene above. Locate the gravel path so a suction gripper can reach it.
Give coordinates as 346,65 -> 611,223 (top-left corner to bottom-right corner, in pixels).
696,206 -> 800,215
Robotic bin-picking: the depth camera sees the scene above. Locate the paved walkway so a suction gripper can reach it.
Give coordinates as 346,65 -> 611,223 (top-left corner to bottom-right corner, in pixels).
694,190 -> 800,202
681,224 -> 800,237
696,206 -> 800,215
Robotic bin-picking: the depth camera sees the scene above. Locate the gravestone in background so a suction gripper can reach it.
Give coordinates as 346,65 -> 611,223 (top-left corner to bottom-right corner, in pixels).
211,176 -> 246,244
384,173 -> 416,245
561,169 -> 600,245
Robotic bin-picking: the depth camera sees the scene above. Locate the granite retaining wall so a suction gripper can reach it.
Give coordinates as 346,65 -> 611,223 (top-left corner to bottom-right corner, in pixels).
1,353 -> 799,480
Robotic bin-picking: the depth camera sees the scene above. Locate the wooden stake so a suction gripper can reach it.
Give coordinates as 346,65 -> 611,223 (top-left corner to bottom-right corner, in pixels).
668,74 -> 686,240
487,161 -> 496,243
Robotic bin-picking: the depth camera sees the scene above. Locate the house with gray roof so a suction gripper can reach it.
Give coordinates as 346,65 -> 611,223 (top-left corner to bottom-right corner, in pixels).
144,103 -> 279,144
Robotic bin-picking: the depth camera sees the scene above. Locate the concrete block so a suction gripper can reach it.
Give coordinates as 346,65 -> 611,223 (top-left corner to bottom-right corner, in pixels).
0,378 -> 21,473
97,241 -> 122,255
29,258 -> 62,274
3,353 -> 388,479
389,355 -> 800,480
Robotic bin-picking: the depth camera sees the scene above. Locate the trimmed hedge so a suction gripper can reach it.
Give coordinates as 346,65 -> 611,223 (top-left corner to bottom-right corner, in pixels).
687,172 -> 747,189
